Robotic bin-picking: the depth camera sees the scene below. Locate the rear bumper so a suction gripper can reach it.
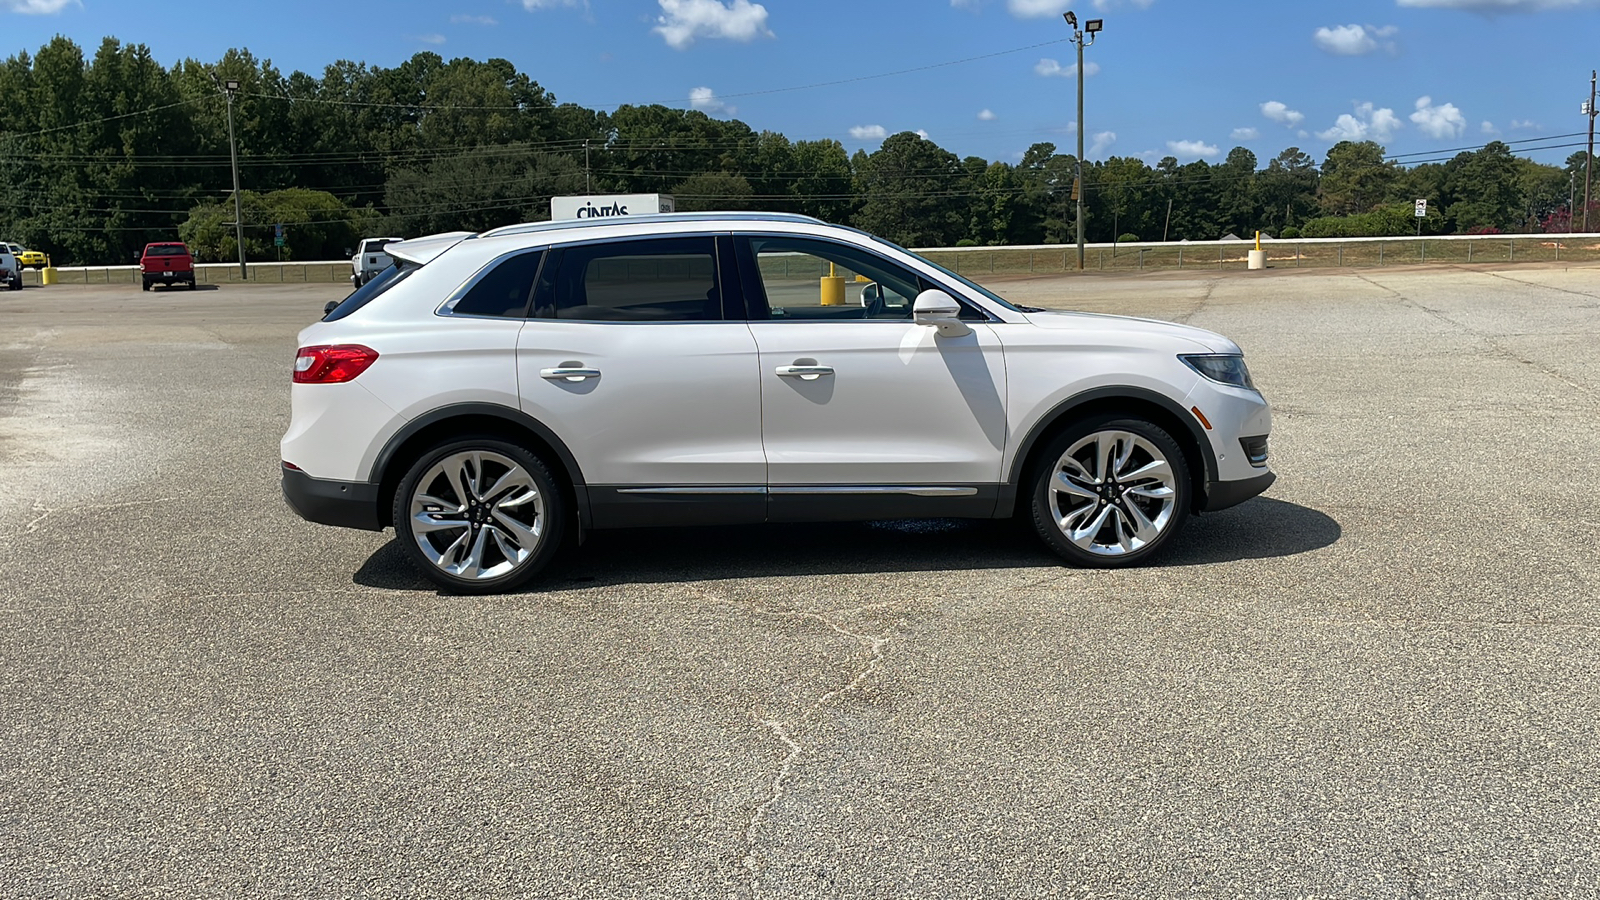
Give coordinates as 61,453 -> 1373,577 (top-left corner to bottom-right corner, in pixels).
281,466 -> 383,531
1203,471 -> 1275,513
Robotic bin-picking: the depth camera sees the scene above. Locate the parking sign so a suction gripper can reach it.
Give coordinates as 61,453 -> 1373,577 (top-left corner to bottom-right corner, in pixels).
1414,199 -> 1427,218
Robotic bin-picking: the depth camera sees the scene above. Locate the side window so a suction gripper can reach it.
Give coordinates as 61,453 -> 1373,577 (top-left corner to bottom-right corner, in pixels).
745,236 -> 984,322
448,250 -> 544,318
547,237 -> 722,322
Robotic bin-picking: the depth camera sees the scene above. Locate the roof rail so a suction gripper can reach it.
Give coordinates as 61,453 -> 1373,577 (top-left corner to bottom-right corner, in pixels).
477,211 -> 826,240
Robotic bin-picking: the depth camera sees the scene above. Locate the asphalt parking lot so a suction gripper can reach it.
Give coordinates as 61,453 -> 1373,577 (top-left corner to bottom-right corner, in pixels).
3,265 -> 1599,897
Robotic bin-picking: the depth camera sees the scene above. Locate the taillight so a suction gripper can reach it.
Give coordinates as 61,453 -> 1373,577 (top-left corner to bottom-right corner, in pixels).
294,344 -> 379,384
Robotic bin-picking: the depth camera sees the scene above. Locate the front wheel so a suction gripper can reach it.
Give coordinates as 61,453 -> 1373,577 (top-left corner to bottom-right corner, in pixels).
392,437 -> 567,594
1030,416 -> 1191,568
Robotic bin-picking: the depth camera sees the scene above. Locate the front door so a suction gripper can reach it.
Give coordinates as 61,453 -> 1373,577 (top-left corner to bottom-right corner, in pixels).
516,235 -> 765,527
737,235 -> 1009,521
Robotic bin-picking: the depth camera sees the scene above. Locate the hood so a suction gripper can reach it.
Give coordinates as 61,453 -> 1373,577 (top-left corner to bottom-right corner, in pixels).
1020,309 -> 1241,354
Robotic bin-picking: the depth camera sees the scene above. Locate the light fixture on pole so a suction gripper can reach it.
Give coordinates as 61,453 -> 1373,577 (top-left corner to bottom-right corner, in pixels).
1063,12 -> 1103,271
224,78 -> 247,280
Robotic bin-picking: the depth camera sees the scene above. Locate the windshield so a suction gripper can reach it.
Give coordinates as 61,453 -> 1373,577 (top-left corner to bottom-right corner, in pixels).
867,236 -> 1029,313
145,245 -> 188,257
7,245 -> 21,254
323,262 -> 417,322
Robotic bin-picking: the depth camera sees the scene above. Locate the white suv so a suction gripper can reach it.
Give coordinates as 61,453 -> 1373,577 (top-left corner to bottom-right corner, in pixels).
282,213 -> 1273,593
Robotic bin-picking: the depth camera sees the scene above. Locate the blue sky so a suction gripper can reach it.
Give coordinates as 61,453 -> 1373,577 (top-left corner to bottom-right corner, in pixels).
3,0 -> 1597,168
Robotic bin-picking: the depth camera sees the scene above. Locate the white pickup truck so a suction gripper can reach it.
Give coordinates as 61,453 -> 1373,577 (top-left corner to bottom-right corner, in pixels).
350,237 -> 404,287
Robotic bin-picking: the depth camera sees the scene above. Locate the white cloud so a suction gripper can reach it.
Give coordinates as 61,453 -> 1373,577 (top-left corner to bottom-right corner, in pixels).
451,14 -> 498,24
1316,101 -> 1402,142
978,109 -> 997,121
521,0 -> 583,8
689,87 -> 735,116
1167,139 -> 1220,159
1510,118 -> 1540,130
417,33 -> 447,45
915,129 -> 931,139
1007,0 -> 1153,15
1312,23 -> 1399,55
1231,127 -> 1260,141
1481,120 -> 1500,135
653,0 -> 773,50
1260,101 -> 1305,127
1090,131 -> 1117,156
1397,0 -> 1600,9
1314,24 -> 1376,54
850,125 -> 888,140
2,0 -> 77,11
1035,58 -> 1100,78
1409,96 -> 1466,139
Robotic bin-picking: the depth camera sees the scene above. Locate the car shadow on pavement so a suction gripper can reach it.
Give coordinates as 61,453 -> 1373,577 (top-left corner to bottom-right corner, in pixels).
352,497 -> 1340,592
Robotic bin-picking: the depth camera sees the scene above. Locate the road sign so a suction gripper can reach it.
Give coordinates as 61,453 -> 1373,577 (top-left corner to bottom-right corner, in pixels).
274,224 -> 285,247
1414,199 -> 1427,218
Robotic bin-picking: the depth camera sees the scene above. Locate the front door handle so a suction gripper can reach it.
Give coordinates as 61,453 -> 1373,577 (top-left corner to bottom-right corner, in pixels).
775,365 -> 834,380
540,366 -> 601,382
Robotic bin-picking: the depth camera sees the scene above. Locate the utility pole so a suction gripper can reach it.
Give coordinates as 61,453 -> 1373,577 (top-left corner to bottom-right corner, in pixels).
584,139 -> 591,194
1585,70 -> 1596,232
1063,11 -> 1102,271
224,78 -> 246,280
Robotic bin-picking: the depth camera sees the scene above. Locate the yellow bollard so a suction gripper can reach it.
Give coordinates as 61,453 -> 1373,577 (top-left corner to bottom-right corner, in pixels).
40,267 -> 57,285
820,261 -> 845,306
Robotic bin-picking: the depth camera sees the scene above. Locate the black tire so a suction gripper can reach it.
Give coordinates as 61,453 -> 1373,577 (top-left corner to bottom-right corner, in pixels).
392,436 -> 567,594
141,279 -> 150,292
1029,415 -> 1191,568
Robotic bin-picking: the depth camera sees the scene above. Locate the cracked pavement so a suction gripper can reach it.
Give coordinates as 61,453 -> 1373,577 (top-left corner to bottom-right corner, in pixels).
2,267 -> 1599,897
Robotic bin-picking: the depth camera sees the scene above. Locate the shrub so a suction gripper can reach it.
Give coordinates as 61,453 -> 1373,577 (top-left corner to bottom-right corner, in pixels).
955,238 -> 979,247
1281,226 -> 1301,239
1301,203 -> 1433,238
1117,233 -> 1140,243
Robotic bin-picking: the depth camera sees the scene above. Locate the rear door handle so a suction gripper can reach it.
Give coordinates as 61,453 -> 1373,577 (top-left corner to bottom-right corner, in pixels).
540,367 -> 601,382
775,365 -> 834,380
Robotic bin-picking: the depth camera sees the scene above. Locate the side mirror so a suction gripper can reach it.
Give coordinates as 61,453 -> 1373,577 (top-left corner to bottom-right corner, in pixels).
323,300 -> 339,316
912,290 -> 971,337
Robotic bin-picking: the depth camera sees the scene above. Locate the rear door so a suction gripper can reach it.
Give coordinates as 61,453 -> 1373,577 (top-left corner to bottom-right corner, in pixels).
515,234 -> 765,527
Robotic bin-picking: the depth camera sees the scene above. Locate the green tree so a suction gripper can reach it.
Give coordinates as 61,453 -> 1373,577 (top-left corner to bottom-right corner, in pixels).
1319,141 -> 1397,216
670,173 -> 755,211
851,132 -> 966,247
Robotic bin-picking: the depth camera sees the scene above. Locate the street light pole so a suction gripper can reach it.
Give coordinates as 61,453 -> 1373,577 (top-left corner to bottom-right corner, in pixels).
224,79 -> 246,280
1064,12 -> 1102,271
1585,69 -> 1596,233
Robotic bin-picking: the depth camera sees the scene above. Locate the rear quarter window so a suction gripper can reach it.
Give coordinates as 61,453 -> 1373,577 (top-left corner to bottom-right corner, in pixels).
323,263 -> 417,322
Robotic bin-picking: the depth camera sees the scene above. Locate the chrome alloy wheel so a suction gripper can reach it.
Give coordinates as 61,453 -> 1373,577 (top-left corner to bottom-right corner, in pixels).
407,450 -> 545,581
1048,430 -> 1179,557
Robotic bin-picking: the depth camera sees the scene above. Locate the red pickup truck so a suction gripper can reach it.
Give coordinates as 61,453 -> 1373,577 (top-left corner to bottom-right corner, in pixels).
141,242 -> 196,291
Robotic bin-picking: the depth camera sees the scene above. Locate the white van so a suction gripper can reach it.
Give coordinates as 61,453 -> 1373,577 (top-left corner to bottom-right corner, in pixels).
351,237 -> 404,287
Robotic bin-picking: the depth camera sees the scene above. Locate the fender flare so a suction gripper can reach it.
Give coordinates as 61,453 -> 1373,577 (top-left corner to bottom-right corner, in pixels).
369,402 -> 591,526
999,386 -> 1219,514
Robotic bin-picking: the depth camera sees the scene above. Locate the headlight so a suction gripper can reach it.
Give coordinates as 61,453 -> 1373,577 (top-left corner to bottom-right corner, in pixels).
1180,354 -> 1256,391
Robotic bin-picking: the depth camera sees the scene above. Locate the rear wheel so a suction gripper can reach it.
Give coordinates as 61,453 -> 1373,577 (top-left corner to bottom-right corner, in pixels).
1030,416 -> 1191,568
141,279 -> 150,292
392,437 -> 567,594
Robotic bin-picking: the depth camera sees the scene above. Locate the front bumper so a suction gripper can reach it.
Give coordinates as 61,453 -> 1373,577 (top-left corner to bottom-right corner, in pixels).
1203,471 -> 1275,513
281,466 -> 383,531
